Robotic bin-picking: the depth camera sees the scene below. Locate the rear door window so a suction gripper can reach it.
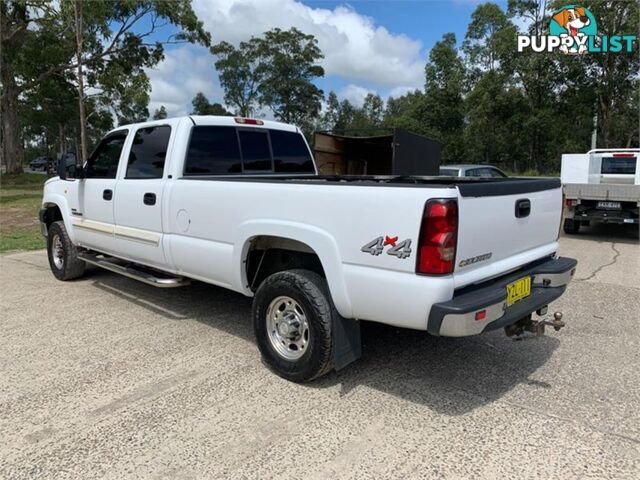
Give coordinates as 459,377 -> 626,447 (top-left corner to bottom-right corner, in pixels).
126,126 -> 171,179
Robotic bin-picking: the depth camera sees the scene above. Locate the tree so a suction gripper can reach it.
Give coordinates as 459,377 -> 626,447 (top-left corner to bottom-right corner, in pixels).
321,91 -> 341,130
153,105 -> 168,120
190,92 -> 232,116
211,40 -> 263,116
211,28 -> 324,131
256,28 -> 324,131
568,0 -> 640,147
1,0 -> 211,173
463,2 -> 513,77
422,33 -> 467,161
361,93 -> 384,127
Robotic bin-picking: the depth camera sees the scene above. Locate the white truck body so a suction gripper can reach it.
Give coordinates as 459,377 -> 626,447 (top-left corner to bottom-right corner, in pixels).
40,116 -> 576,379
561,149 -> 640,231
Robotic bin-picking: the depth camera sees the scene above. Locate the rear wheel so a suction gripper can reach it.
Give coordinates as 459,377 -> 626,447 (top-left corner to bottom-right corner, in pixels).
47,221 -> 86,281
253,269 -> 334,382
563,218 -> 580,234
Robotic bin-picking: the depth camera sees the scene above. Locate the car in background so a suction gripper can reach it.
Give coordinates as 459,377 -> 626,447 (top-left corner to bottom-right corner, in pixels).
30,156 -> 53,171
439,164 -> 508,178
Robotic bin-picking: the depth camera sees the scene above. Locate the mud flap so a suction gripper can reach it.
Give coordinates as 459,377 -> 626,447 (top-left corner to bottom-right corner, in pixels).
332,316 -> 362,371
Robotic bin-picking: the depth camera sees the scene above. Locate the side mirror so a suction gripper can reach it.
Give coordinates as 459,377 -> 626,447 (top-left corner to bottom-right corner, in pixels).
57,158 -> 67,180
58,161 -> 85,180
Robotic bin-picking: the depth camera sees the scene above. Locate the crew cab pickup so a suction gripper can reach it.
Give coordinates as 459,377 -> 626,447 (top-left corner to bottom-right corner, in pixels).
40,116 -> 577,382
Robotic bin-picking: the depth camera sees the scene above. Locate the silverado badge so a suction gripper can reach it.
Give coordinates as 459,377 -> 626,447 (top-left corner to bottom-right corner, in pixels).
458,253 -> 492,268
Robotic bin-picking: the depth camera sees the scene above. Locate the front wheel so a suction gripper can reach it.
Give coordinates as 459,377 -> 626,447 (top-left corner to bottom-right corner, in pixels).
253,269 -> 334,382
47,221 -> 86,281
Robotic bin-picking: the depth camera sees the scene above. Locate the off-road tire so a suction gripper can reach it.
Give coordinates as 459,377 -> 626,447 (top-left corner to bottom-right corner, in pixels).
563,218 -> 580,235
47,221 -> 86,281
253,269 -> 334,382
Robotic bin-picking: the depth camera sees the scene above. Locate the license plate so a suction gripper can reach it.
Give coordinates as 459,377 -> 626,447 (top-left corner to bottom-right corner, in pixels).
506,276 -> 531,307
598,201 -> 621,209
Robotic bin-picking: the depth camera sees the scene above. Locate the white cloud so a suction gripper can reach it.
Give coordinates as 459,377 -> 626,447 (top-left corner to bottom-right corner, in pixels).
145,1 -> 428,120
192,0 -> 425,88
389,85 -> 418,99
145,46 -> 224,117
338,84 -> 374,107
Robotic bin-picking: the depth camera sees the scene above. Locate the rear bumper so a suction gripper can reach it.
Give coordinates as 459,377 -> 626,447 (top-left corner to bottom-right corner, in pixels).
427,256 -> 577,337
575,208 -> 639,224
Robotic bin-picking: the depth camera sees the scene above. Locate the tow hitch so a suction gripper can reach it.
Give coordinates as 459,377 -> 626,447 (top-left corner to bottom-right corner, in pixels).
505,311 -> 565,338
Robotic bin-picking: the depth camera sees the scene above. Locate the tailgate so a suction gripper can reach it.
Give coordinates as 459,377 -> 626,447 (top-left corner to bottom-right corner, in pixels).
454,179 -> 562,287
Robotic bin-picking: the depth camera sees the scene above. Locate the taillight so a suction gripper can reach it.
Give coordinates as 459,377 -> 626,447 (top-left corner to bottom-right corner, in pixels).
416,199 -> 458,275
234,117 -> 264,125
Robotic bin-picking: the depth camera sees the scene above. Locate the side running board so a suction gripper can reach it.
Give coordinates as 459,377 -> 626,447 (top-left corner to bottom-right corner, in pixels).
78,252 -> 190,288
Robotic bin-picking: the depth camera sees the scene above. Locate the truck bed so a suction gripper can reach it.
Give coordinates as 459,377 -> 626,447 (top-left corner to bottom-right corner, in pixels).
185,174 -> 561,196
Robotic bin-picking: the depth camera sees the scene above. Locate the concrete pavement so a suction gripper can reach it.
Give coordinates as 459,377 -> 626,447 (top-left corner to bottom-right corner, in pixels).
0,225 -> 638,479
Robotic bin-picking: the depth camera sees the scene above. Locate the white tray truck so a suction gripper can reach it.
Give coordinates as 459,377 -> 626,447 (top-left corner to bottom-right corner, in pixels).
561,149 -> 640,233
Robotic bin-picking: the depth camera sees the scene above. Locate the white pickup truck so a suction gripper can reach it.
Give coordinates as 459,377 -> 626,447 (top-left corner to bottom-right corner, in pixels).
40,116 -> 577,381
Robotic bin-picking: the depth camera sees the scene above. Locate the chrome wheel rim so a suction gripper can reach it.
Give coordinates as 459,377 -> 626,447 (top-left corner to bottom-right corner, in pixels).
52,234 -> 64,269
266,296 -> 310,361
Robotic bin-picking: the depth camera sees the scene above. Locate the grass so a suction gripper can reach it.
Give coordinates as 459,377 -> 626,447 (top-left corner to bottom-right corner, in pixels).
0,172 -> 48,253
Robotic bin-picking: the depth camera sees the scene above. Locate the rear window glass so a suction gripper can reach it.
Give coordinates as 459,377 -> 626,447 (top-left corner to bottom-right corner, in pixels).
126,126 -> 171,179
239,130 -> 272,171
271,130 -> 314,173
601,157 -> 636,174
185,126 -> 242,175
184,126 -> 314,176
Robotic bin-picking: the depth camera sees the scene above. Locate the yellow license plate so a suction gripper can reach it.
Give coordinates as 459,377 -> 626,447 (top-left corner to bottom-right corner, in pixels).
506,276 -> 531,307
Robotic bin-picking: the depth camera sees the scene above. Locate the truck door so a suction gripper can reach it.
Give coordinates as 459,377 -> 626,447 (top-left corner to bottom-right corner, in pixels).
71,131 -> 129,254
113,124 -> 172,268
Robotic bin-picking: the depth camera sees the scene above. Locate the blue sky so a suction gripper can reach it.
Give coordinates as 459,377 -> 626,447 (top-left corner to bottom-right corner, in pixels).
143,0 -> 509,117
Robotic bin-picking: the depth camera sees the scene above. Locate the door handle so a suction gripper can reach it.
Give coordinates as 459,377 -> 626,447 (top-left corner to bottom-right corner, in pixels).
515,199 -> 531,218
143,192 -> 156,206
103,189 -> 113,201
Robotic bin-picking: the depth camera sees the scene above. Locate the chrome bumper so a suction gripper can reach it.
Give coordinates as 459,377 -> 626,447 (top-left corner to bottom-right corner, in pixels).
428,256 -> 577,337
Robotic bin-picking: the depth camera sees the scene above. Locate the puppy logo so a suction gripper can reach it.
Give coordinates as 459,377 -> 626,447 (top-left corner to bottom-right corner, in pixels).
550,5 -> 597,55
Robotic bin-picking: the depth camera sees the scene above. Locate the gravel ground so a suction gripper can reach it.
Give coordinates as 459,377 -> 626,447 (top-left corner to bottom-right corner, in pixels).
0,224 -> 638,479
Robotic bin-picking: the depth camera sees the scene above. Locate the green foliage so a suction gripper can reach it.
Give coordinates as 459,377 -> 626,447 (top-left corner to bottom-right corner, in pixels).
1,0 -> 211,172
211,40 -> 263,116
0,174 -> 47,252
212,27 -> 324,131
190,93 -> 232,116
378,1 -> 638,173
257,28 -> 324,130
153,105 -> 168,120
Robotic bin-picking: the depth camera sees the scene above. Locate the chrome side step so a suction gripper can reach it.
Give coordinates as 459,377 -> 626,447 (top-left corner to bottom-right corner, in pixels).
78,252 -> 190,288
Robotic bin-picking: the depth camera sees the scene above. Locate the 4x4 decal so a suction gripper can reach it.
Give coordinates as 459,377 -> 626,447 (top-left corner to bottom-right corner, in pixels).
361,236 -> 412,259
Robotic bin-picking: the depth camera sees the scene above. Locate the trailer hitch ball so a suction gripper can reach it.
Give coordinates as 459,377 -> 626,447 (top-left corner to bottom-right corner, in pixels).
551,312 -> 564,331
505,311 -> 566,338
